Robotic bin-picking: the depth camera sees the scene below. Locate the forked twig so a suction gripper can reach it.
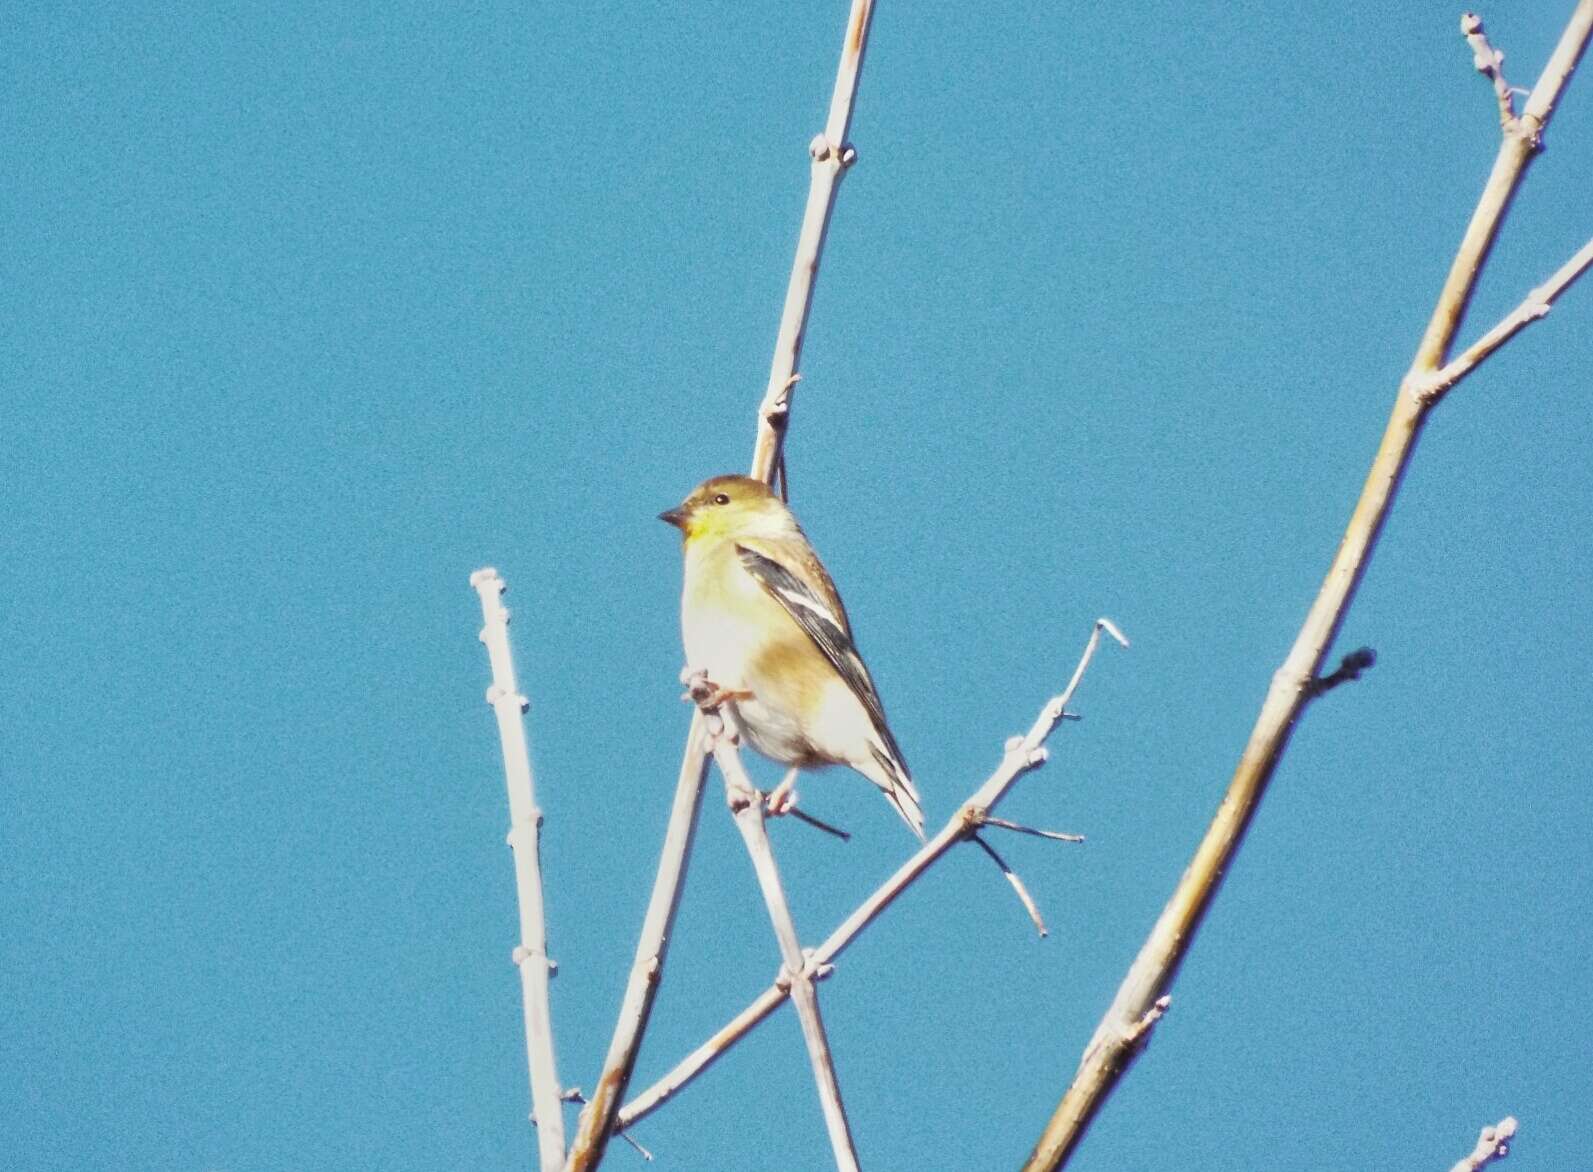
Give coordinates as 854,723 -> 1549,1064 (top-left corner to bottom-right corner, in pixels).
616,619 -> 1128,1130
564,5 -> 880,1167
1021,8 -> 1593,1168
694,690 -> 860,1171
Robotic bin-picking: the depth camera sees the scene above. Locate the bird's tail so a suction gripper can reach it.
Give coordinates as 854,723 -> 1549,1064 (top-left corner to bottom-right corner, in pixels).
867,744 -> 926,840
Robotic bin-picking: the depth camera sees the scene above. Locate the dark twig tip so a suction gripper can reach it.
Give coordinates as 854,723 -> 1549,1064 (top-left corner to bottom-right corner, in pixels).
1307,646 -> 1377,698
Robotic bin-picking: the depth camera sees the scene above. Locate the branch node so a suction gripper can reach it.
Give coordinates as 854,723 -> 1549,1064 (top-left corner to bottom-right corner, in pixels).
1450,1116 -> 1519,1172
808,133 -> 833,162
1126,995 -> 1172,1046
483,683 -> 529,713
1460,12 -> 1518,129
839,144 -> 858,168
1026,745 -> 1050,768
1003,734 -> 1024,753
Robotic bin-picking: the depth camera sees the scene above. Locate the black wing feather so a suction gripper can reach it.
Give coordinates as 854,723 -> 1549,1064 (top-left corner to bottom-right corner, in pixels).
735,544 -> 906,764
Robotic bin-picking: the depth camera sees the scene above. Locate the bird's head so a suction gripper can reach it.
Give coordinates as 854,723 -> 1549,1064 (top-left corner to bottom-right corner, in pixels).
659,475 -> 795,544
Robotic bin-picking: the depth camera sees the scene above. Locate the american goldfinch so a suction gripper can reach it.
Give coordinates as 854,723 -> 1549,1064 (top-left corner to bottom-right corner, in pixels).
660,475 -> 925,838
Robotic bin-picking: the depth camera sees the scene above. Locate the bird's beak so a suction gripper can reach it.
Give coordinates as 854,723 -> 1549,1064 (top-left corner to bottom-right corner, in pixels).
658,505 -> 688,530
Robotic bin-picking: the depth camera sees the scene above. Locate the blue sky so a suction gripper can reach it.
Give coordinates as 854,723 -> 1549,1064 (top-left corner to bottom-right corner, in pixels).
6,3 -> 1592,1169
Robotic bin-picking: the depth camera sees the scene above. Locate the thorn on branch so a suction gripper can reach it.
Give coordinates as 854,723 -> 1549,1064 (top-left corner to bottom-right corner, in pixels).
1306,647 -> 1377,697
972,833 -> 1048,938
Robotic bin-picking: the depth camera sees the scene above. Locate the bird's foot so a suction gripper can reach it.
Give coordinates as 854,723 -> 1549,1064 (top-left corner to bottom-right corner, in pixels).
678,668 -> 753,710
763,770 -> 851,842
765,768 -> 801,817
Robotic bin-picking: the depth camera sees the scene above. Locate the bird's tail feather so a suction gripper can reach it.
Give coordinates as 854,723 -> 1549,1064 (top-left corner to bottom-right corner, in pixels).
869,745 -> 926,840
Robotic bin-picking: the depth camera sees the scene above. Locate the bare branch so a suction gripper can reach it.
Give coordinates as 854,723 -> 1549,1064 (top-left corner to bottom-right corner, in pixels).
749,0 -> 877,483
566,7 -> 879,1164
1461,13 -> 1517,128
702,708 -> 860,1170
1413,1 -> 1591,378
1417,235 -> 1593,406
563,721 -> 710,1172
470,568 -> 566,1170
975,814 -> 1086,844
1021,9 -> 1592,1169
616,619 -> 1128,1130
1449,1116 -> 1518,1172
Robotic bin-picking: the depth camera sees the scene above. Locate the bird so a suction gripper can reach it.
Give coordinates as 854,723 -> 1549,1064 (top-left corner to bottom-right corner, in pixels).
659,474 -> 925,838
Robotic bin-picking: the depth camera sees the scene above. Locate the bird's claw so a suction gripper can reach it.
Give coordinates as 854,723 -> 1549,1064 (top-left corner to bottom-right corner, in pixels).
678,668 -> 753,710
765,768 -> 800,817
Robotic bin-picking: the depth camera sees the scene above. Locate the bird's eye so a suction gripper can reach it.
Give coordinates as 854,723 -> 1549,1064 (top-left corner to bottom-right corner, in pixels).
712,493 -> 730,506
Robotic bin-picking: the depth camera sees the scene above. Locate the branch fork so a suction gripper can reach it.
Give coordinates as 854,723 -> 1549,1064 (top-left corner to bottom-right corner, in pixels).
689,676 -> 862,1170
614,619 -> 1127,1134
1023,9 -> 1592,1167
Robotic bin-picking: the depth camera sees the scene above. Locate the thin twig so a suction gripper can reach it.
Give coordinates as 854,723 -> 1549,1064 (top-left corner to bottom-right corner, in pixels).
1461,13 -> 1518,128
470,568 -> 566,1171
1020,9 -> 1593,1169
976,814 -> 1086,844
749,0 -> 877,483
616,619 -> 1128,1130
972,834 -> 1048,938
563,722 -> 710,1172
1417,235 -> 1593,406
702,707 -> 860,1170
1449,1116 -> 1518,1172
565,7 -> 879,1165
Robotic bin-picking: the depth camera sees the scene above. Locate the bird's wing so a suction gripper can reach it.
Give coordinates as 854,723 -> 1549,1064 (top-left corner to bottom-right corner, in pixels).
734,538 -> 903,761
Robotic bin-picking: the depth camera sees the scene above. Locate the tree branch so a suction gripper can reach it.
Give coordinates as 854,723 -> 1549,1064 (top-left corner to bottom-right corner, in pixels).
1416,234 -> 1593,406
696,695 -> 860,1170
564,5 -> 879,1166
616,619 -> 1128,1131
562,721 -> 710,1172
1021,8 -> 1593,1168
750,0 -> 876,485
1449,1116 -> 1518,1172
1461,13 -> 1519,129
470,568 -> 566,1170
